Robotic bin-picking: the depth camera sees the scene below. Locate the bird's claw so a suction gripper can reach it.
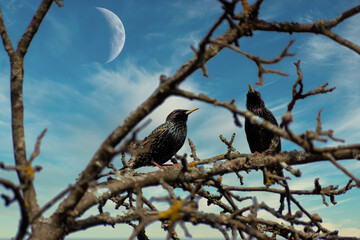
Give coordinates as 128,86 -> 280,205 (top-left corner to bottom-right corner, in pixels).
152,161 -> 182,170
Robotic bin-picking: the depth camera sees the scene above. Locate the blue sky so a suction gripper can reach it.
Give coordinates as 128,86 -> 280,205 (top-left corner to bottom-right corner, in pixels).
0,0 -> 360,238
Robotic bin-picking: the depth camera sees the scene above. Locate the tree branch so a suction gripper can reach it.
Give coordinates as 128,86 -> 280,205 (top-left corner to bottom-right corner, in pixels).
70,145 -> 359,219
211,39 -> 295,85
17,0 -> 55,57
252,5 -> 360,54
7,0 -> 56,225
0,7 -> 15,57
0,178 -> 28,240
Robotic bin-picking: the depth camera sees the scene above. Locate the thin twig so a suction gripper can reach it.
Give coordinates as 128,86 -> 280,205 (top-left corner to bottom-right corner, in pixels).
325,153 -> 360,187
30,185 -> 73,222
28,128 -> 47,163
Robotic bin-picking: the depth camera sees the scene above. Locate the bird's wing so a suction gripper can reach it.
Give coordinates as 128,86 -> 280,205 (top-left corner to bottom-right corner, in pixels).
245,118 -> 258,153
262,108 -> 279,126
140,127 -> 167,151
262,108 -> 281,152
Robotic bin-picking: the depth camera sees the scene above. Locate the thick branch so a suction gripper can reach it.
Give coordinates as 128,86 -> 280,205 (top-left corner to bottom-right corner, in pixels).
325,153 -> 360,187
70,146 -> 359,219
326,5 -> 360,27
0,7 -> 15,56
253,7 -> 360,54
9,0 -> 55,224
17,0 -> 55,57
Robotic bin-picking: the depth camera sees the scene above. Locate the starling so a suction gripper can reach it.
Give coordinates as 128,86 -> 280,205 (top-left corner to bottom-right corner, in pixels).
129,108 -> 198,169
245,84 -> 281,185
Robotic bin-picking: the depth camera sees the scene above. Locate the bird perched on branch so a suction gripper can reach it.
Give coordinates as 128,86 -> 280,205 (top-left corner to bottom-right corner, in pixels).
245,84 -> 281,185
129,108 -> 198,169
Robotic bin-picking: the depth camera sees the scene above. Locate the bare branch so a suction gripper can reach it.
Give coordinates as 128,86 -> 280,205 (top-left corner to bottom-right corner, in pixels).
0,162 -> 19,171
188,138 -> 200,163
0,7 -> 15,56
326,4 -> 360,27
54,0 -> 64,7
30,185 -> 73,223
281,60 -> 335,128
28,128 -> 47,164
252,5 -> 360,54
0,178 -> 28,240
325,153 -> 360,187
219,133 -> 237,157
17,0 -> 55,56
211,39 -> 295,85
7,0 -> 57,225
1,1 -> 360,239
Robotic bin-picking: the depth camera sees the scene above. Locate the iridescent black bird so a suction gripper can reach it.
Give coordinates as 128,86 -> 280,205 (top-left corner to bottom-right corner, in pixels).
129,108 -> 198,169
245,84 -> 281,185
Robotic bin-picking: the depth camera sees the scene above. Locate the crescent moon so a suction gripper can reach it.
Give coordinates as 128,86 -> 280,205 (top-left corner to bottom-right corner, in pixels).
95,7 -> 126,63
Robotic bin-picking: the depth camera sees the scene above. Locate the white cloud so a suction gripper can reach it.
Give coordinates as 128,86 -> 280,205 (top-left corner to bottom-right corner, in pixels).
296,12 -> 317,24
323,221 -> 360,237
44,14 -> 72,51
87,60 -> 167,114
191,106 -> 246,157
288,175 -> 317,190
340,14 -> 360,45
86,59 -> 201,120
171,0 -> 221,21
258,1 -> 284,21
303,36 -> 339,63
171,30 -> 202,59
144,31 -> 165,41
301,14 -> 360,65
299,13 -> 360,145
266,97 -> 289,114
332,108 -> 360,133
339,228 -> 360,237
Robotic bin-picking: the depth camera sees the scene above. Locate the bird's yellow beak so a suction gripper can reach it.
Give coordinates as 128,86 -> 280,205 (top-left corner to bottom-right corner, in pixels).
186,108 -> 199,115
248,84 -> 254,92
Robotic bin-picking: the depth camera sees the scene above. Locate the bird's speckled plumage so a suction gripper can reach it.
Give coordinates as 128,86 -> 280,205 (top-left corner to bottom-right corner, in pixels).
129,109 -> 198,169
245,84 -> 281,185
245,84 -> 281,154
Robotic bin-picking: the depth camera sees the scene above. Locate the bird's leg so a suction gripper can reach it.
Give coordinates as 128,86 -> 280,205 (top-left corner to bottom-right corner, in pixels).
262,167 -> 273,187
162,163 -> 182,168
152,161 -> 168,170
152,161 -> 182,169
263,166 -> 288,187
253,152 -> 273,186
262,166 -> 278,187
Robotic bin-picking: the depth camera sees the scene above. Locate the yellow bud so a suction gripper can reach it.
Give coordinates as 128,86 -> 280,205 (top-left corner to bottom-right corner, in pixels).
25,164 -> 35,180
158,200 -> 183,222
241,0 -> 250,13
189,161 -> 198,167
